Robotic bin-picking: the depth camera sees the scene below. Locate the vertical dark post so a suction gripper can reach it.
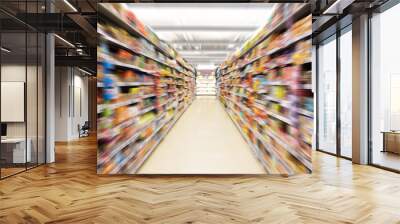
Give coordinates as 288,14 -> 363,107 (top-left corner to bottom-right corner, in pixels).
315,44 -> 319,150
25,0 -> 28,170
336,19 -> 341,157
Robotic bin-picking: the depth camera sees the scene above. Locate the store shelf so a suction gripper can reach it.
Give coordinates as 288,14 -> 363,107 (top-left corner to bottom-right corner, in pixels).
224,108 -> 264,168
196,76 -> 216,96
99,29 -> 194,78
224,102 -> 311,172
109,113 -> 172,174
125,104 -> 190,173
265,111 -> 294,125
217,4 -> 312,174
98,81 -> 155,88
97,94 -> 156,114
98,29 -> 167,65
223,57 -> 311,79
97,3 -> 196,174
230,92 -> 249,99
263,95 -> 291,106
224,96 -> 254,115
224,104 -> 295,174
98,3 -> 194,74
98,54 -> 158,76
263,127 -> 312,170
98,112 -> 166,165
221,4 -> 310,69
98,4 -> 171,61
265,32 -> 312,56
297,108 -> 313,117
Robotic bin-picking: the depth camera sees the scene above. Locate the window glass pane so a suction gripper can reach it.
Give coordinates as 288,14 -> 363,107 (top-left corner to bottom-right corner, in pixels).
38,32 -> 45,165
318,36 -> 337,154
1,30 -> 27,177
27,31 -> 38,169
340,28 -> 352,158
371,3 -> 400,171
0,0 -> 46,179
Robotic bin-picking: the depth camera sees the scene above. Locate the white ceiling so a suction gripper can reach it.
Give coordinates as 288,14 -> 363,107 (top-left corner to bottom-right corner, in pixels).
125,3 -> 274,71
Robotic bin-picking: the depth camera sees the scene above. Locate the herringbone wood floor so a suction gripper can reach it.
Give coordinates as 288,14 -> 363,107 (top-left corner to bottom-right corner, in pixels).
1,136 -> 400,223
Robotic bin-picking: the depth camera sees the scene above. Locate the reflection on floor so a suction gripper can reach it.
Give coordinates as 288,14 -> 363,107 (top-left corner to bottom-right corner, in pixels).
0,167 -> 25,178
138,96 -> 266,174
373,151 -> 400,171
0,163 -> 44,178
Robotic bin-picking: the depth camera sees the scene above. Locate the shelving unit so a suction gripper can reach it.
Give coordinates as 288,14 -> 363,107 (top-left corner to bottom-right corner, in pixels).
196,74 -> 216,96
97,3 -> 196,174
217,3 -> 313,175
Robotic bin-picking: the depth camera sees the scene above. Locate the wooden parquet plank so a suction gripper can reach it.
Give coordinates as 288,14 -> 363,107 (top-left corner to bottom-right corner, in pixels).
0,136 -> 400,223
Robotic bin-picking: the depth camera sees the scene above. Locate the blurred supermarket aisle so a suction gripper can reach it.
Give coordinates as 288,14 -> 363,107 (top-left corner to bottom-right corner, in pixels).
138,96 -> 266,174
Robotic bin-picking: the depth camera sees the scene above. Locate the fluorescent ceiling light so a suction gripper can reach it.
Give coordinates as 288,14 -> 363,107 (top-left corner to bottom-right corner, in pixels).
63,0 -> 78,12
54,34 -> 75,48
78,68 -> 93,76
1,47 -> 11,53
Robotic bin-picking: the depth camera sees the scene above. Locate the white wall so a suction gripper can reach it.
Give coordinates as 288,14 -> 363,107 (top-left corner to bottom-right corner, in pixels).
55,67 -> 89,141
55,66 -> 70,141
71,73 -> 89,138
1,65 -> 34,137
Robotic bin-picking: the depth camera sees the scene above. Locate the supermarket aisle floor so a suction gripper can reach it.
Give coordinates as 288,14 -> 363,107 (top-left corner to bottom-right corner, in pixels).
138,96 -> 266,174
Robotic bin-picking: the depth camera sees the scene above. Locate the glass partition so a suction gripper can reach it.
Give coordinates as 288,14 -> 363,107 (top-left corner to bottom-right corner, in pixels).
38,32 -> 45,165
0,1 -> 46,179
0,30 -> 28,177
27,31 -> 38,169
339,26 -> 352,158
317,35 -> 337,154
370,3 -> 400,171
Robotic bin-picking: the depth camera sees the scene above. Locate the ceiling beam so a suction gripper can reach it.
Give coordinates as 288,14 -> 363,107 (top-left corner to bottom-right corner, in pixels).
68,14 -> 97,46
55,55 -> 96,70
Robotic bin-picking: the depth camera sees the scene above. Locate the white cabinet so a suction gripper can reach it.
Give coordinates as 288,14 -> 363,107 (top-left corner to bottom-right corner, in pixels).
1,138 -> 32,163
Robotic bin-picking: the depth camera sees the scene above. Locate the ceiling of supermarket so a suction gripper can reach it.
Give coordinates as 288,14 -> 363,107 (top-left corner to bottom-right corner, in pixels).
126,3 -> 274,70
0,0 -> 385,74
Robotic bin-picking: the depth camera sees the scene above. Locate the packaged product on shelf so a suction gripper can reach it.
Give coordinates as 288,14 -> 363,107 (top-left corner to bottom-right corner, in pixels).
292,40 -> 311,64
140,126 -> 154,139
299,115 -> 312,144
114,106 -> 129,125
138,111 -> 156,125
117,49 -> 132,63
103,87 -> 119,102
300,70 -> 312,84
97,3 -> 198,174
269,4 -> 284,28
298,97 -> 313,113
120,70 -> 135,81
271,86 -> 287,99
